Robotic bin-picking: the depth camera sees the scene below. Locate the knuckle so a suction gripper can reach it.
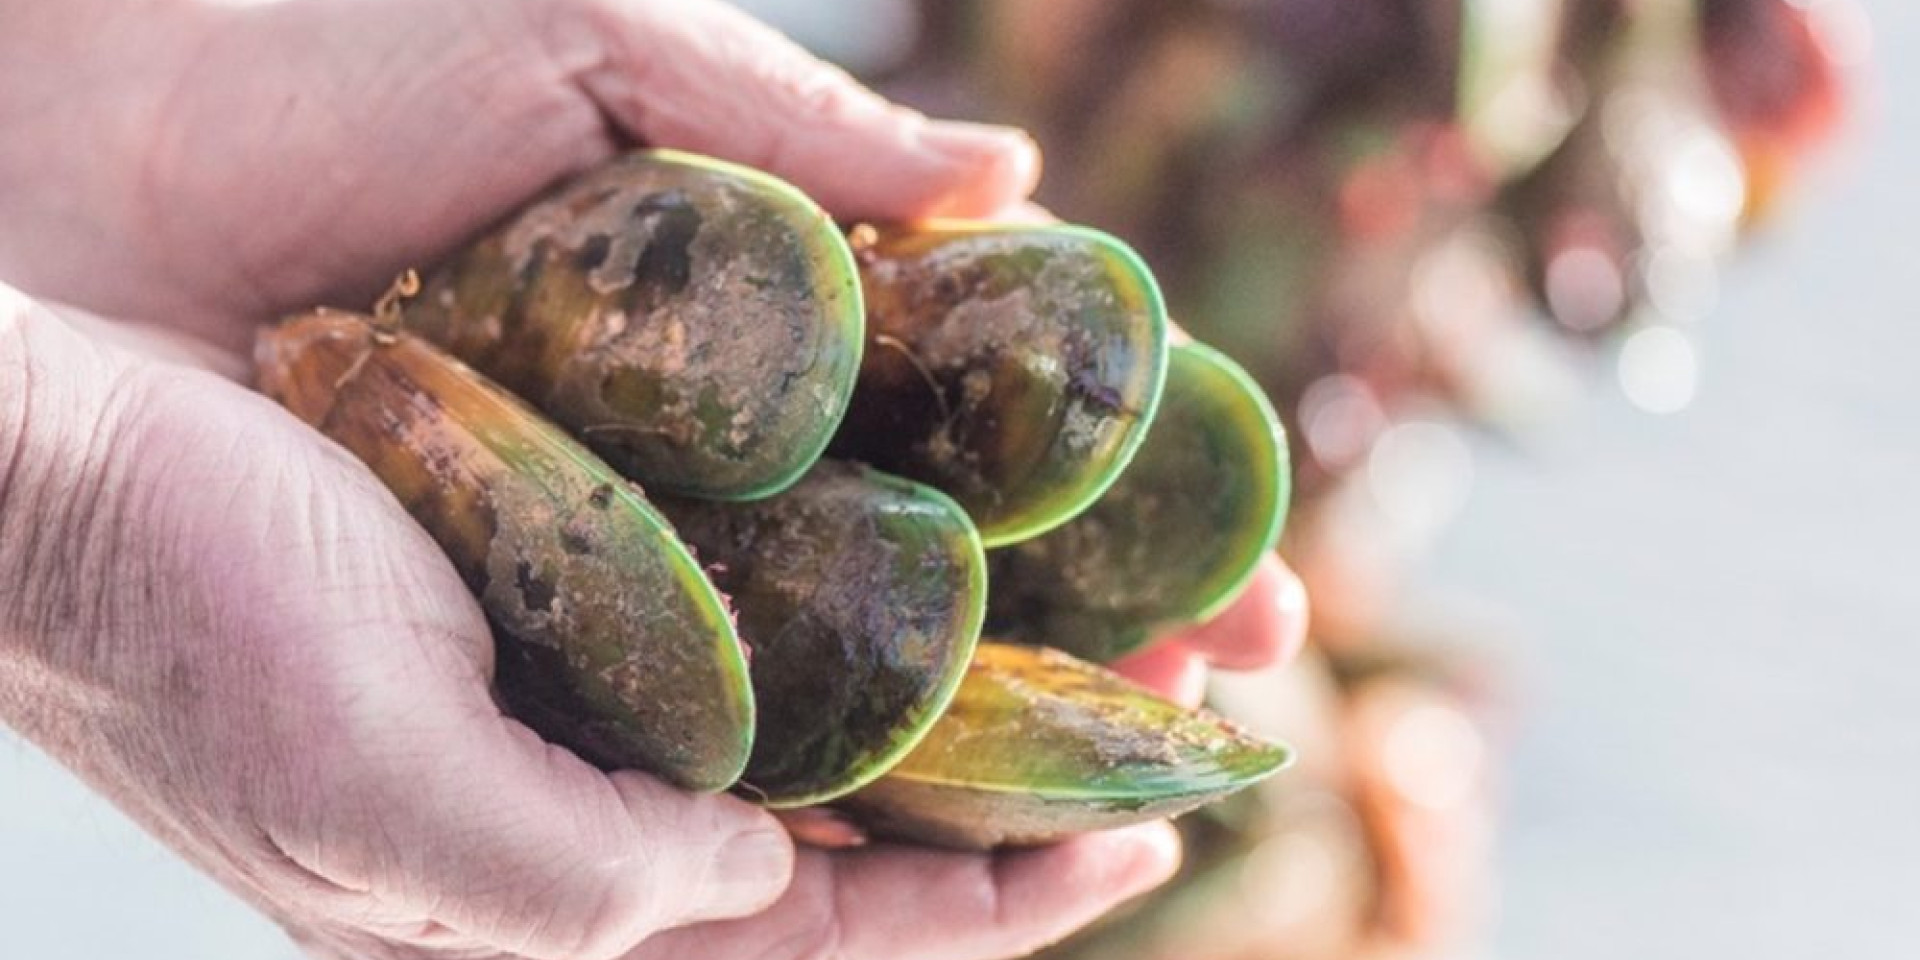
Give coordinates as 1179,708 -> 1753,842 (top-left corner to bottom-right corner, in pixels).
745,60 -> 892,177
771,61 -> 870,126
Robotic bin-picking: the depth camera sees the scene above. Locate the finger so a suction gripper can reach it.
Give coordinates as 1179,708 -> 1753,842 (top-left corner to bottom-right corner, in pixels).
631,824 -> 1181,960
1156,555 -> 1310,671
562,0 -> 1040,219
1109,642 -> 1210,707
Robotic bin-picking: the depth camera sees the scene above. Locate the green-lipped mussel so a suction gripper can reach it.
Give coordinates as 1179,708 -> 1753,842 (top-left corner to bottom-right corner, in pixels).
405,149 -> 864,501
840,643 -> 1291,849
831,222 -> 1169,547
655,462 -> 985,807
256,311 -> 754,792
986,341 -> 1290,661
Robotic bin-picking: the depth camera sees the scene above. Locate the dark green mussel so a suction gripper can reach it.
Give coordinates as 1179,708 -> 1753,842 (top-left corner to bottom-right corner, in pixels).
840,642 -> 1290,850
657,461 -> 985,807
405,149 -> 864,501
831,222 -> 1169,546
987,341 -> 1290,662
257,311 -> 754,792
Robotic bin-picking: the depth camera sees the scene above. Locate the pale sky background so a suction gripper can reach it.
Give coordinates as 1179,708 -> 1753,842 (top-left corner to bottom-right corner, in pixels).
4,3 -> 1918,958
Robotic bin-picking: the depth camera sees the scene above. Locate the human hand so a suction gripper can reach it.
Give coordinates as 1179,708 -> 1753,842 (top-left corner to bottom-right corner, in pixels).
0,1 -> 1307,957
0,288 -> 1195,960
0,0 -> 1040,353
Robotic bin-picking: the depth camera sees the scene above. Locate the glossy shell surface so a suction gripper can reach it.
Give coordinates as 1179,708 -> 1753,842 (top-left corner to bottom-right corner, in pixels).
988,342 -> 1290,661
658,462 -> 985,806
407,150 -> 864,500
257,311 -> 754,791
842,643 -> 1290,849
832,223 -> 1168,546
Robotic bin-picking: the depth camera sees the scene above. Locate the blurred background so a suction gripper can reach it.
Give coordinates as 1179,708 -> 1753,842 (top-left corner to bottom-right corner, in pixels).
4,0 -> 1916,958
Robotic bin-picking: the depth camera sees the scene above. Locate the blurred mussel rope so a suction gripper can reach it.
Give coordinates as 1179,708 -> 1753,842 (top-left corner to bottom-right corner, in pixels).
850,0 -> 1856,956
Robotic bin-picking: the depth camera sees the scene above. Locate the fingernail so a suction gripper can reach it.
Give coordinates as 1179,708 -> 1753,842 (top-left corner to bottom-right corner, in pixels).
1172,656 -> 1210,708
1112,824 -> 1183,895
775,807 -> 870,849
916,121 -> 1043,212
702,826 -> 794,920
1273,568 -> 1312,664
916,120 -> 1036,162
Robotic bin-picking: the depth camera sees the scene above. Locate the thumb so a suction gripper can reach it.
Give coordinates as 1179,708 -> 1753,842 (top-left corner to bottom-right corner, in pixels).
260,574 -> 796,960
557,0 -> 1040,219
367,715 -> 797,959
182,357 -> 799,957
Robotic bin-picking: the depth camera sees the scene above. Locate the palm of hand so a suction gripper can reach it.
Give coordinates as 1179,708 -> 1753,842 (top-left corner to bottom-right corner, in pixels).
7,331 -> 693,957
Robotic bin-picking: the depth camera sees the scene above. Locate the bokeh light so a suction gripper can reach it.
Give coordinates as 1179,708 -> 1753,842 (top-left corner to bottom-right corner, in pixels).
1617,324 -> 1699,414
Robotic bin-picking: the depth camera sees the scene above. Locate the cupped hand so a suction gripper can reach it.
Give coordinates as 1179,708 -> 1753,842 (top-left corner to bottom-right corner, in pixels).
1,291 -> 1183,960
0,2 -> 1307,958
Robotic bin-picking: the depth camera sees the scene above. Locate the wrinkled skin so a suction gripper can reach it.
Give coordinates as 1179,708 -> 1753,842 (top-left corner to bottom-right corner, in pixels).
0,1 -> 1308,959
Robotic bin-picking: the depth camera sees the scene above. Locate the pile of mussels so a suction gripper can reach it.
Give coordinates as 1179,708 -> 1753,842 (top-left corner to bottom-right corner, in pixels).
255,150 -> 1295,850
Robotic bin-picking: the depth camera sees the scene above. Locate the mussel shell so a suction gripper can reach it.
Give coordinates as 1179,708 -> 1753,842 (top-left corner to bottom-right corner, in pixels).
832,222 -> 1168,547
657,462 -> 985,807
407,149 -> 863,501
987,342 -> 1291,661
256,311 -> 754,792
840,643 -> 1290,850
